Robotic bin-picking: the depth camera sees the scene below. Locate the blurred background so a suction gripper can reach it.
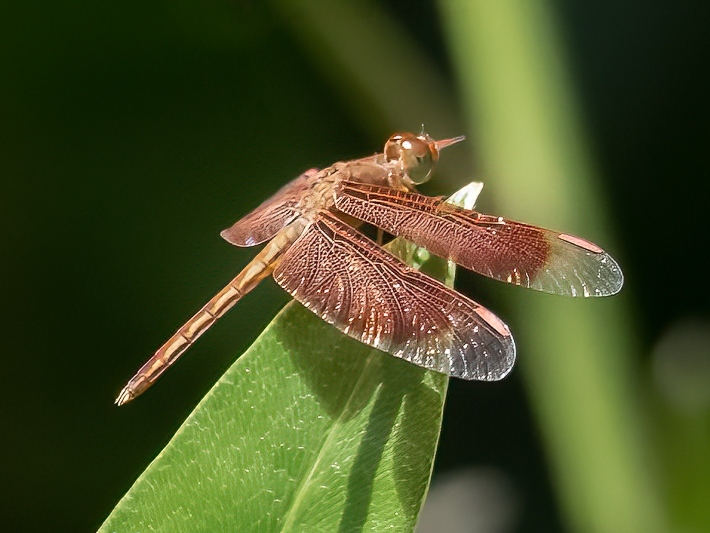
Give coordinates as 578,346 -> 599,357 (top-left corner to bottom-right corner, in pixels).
2,1 -> 709,531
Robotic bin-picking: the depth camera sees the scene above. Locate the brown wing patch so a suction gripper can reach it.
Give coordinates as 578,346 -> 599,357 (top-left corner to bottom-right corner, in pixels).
221,170 -> 316,247
273,211 -> 515,381
334,181 -> 623,297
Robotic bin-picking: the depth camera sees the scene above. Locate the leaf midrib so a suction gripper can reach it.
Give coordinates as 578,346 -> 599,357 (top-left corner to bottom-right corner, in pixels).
279,350 -> 381,532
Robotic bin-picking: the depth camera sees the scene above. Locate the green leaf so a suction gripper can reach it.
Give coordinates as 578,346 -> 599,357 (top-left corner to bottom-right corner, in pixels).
99,184 -> 481,532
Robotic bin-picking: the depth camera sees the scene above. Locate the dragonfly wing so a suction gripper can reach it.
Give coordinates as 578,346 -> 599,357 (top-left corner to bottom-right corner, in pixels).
334,182 -> 623,297
273,211 -> 516,381
221,170 -> 316,247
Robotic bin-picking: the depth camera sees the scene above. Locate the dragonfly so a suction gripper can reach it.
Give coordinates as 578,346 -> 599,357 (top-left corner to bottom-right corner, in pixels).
116,132 -> 623,406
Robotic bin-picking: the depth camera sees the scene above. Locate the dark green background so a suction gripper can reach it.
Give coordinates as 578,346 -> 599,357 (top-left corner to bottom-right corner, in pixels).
2,1 -> 708,531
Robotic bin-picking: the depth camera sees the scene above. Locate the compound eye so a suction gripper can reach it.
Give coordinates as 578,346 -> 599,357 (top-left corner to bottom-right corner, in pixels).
384,134 -> 404,163
384,132 -> 439,184
403,135 -> 437,184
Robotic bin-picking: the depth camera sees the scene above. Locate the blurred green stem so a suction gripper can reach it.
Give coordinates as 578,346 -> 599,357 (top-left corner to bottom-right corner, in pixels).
439,0 -> 667,531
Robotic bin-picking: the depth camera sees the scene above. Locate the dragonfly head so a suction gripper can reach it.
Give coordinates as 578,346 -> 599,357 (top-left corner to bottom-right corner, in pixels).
385,132 -> 465,185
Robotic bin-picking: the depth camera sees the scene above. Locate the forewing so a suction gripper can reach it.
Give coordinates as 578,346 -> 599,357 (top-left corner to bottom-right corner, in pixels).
221,170 -> 316,247
334,182 -> 623,297
273,211 -> 516,381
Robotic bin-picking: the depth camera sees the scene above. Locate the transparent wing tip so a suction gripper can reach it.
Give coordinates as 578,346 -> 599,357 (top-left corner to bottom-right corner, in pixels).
605,253 -> 625,295
589,250 -> 625,297
454,332 -> 517,382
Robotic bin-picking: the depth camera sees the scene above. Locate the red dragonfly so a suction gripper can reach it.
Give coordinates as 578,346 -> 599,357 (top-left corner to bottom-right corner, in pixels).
116,132 -> 623,406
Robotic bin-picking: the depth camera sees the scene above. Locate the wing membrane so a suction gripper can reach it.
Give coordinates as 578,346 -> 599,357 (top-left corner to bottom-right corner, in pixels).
334,182 -> 623,297
273,211 -> 515,381
221,170 -> 316,247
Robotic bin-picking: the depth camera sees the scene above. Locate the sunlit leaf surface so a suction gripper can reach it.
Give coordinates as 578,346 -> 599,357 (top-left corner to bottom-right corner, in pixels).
99,185 -> 480,532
